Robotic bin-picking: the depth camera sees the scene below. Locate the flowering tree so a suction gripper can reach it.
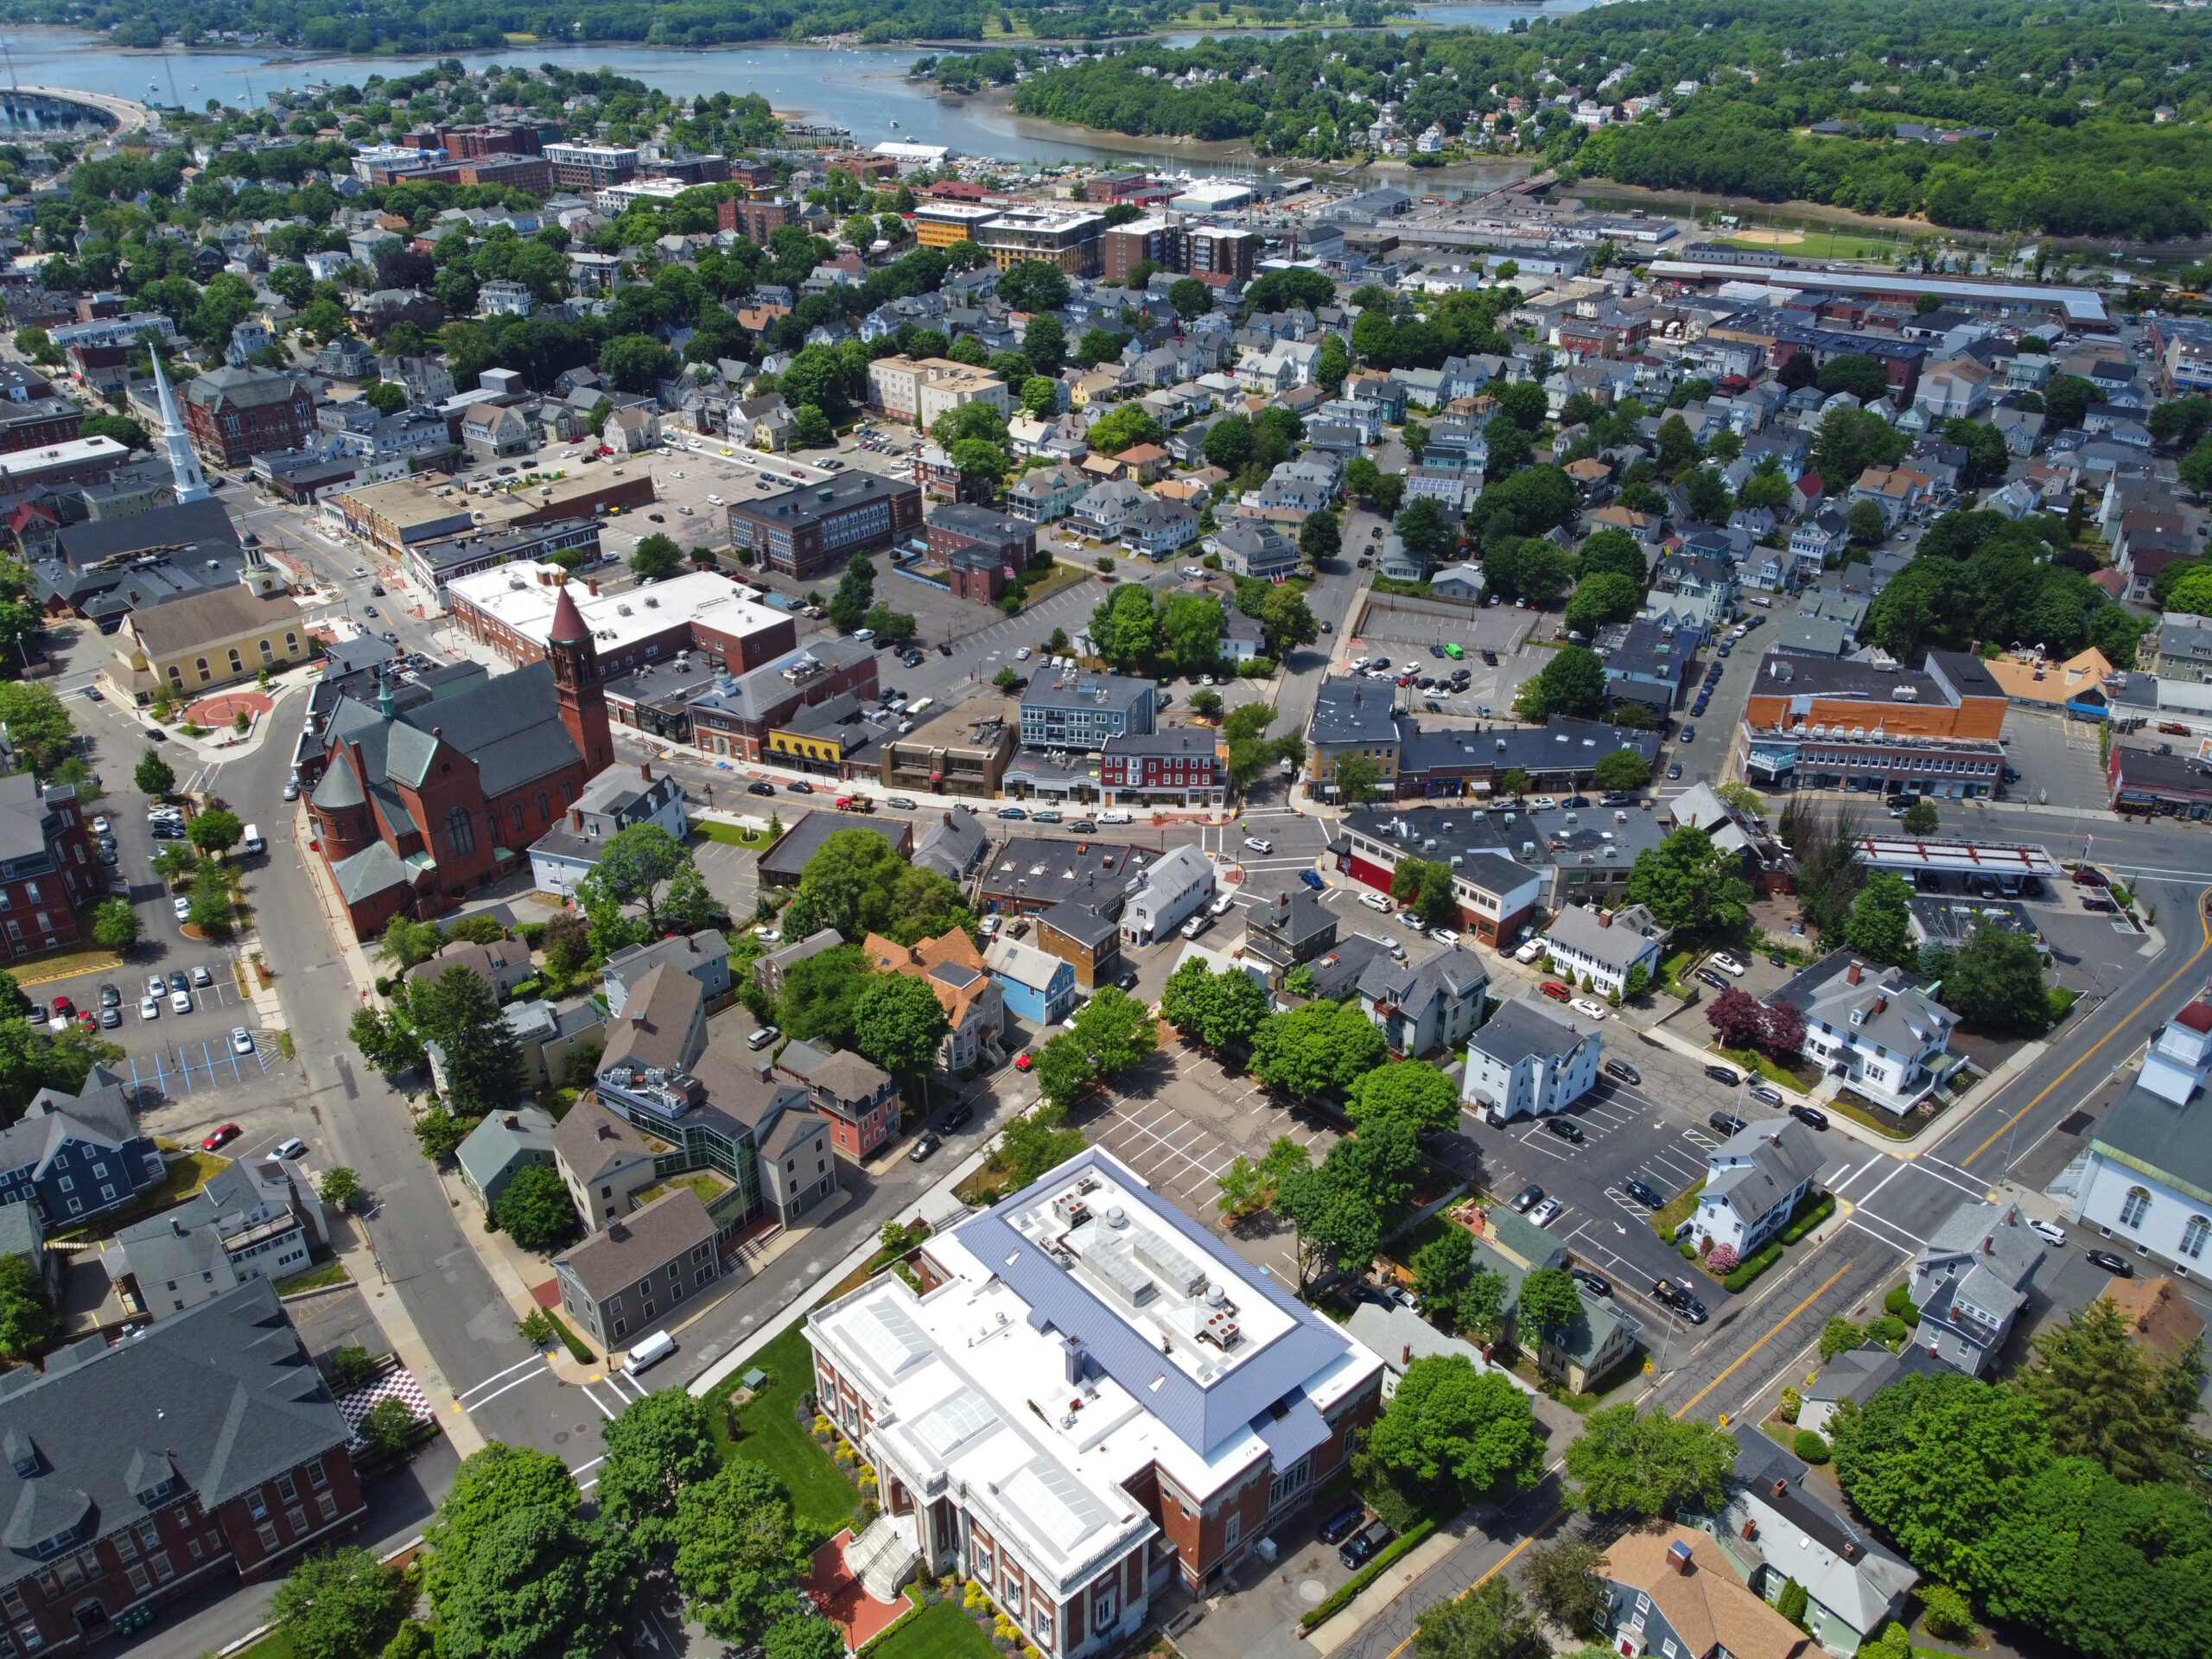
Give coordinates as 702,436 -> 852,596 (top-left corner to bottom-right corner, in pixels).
1705,1244 -> 1739,1274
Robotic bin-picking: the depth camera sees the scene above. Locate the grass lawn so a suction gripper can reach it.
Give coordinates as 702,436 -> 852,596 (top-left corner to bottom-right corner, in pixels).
870,1600 -> 1000,1659
635,1171 -> 734,1210
2049,985 -> 2080,1023
273,1259 -> 350,1295
231,1629 -> 295,1659
1713,1043 -> 1820,1091
1021,562 -> 1093,604
51,1151 -> 230,1243
705,1322 -> 857,1536
694,822 -> 769,849
13,934 -> 124,988
1650,1178 -> 1704,1243
1827,1090 -> 1923,1140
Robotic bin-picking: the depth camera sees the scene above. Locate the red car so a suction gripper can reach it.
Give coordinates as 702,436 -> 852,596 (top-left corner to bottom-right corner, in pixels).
1540,981 -> 1572,1001
1014,1052 -> 1033,1071
48,995 -> 73,1024
200,1123 -> 242,1152
75,1012 -> 96,1032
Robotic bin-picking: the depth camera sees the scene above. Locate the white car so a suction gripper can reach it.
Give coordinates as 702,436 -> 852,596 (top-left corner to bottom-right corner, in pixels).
1359,892 -> 1393,912
91,816 -> 109,835
1243,836 -> 1274,855
1709,952 -> 1748,976
1099,810 -> 1133,824
1570,998 -> 1609,1020
172,896 -> 192,920
2030,1218 -> 2068,1249
1513,938 -> 1545,963
1430,927 -> 1460,945
138,996 -> 160,1020
231,1027 -> 256,1055
1529,796 -> 1558,811
352,564 -> 368,578
1209,893 -> 1236,917
1528,1198 -> 1564,1228
1015,646 -> 1032,661
170,989 -> 192,1014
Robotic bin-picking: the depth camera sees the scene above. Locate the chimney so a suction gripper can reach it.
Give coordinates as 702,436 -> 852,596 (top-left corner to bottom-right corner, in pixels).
1983,1235 -> 1993,1255
1847,962 -> 1862,986
1841,1541 -> 1865,1563
503,1115 -> 519,1129
588,579 -> 600,598
687,935 -> 698,953
944,811 -> 952,827
569,807 -> 583,831
639,761 -> 652,781
631,1011 -> 646,1029
1872,994 -> 1887,1015
1770,1478 -> 1789,1500
1667,1540 -> 1694,1576
1742,1520 -> 1758,1540
1599,909 -> 1612,927
1402,1344 -> 1412,1365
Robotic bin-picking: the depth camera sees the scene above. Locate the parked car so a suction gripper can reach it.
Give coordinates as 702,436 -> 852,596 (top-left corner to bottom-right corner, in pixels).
1694,968 -> 1731,990
1749,1084 -> 1784,1107
1301,870 -> 1326,891
1318,1504 -> 1368,1546
908,1132 -> 942,1162
2029,1219 -> 2067,1248
1569,997 -> 1608,1020
1528,1198 -> 1563,1228
230,1028 -> 255,1056
1621,1179 -> 1664,1210
1540,981 -> 1571,1001
1709,1111 -> 1748,1136
200,1123 -> 241,1151
1359,892 -> 1392,912
1603,1059 -> 1640,1085
1570,1267 -> 1611,1297
1652,1279 -> 1709,1323
1789,1104 -> 1829,1130
1510,1183 -> 1544,1212
1708,952 -> 1746,976
1338,1520 -> 1395,1571
2086,1249 -> 2135,1277
1544,1117 -> 1585,1143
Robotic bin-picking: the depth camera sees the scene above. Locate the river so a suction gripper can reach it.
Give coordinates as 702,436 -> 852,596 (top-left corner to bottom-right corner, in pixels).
3,1 -> 1590,173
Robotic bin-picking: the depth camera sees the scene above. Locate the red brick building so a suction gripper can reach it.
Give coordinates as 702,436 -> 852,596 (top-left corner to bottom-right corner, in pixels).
309,584 -> 615,938
0,773 -> 99,956
925,503 -> 1033,603
717,196 -> 796,244
180,367 -> 316,470
0,1281 -> 366,1656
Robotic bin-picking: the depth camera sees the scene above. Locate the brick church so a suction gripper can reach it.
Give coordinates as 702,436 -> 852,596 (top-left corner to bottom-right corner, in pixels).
308,585 -> 615,939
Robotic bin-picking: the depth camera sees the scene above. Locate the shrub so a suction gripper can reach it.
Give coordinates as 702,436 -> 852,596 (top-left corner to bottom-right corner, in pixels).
1776,1578 -> 1809,1627
1794,1429 -> 1830,1464
329,1345 -> 378,1392
1704,1243 -> 1738,1274
1919,1584 -> 1974,1641
1777,1192 -> 1837,1244
1885,1283 -> 1922,1324
1724,1243 -> 1784,1291
1777,1387 -> 1801,1424
1236,657 -> 1275,677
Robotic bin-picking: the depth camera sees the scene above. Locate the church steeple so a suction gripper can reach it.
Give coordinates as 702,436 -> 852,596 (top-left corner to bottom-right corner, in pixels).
150,350 -> 211,506
545,581 -> 611,772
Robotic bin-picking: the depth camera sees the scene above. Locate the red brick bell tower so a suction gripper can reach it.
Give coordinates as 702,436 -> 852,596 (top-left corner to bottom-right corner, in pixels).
546,582 -> 613,772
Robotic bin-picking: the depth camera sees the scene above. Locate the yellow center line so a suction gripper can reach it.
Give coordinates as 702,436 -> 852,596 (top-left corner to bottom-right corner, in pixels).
1372,1509 -> 1563,1659
1961,881 -> 2212,1167
1670,1258 -> 1858,1423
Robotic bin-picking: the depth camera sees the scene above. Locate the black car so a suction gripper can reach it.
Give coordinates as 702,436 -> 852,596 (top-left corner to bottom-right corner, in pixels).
1318,1503 -> 1367,1545
2082,895 -> 2116,912
1603,1059 -> 1640,1085
1563,796 -> 1589,810
1338,1520 -> 1395,1571
1510,1183 -> 1545,1212
1694,968 -> 1731,990
144,728 -> 166,742
907,1131 -> 942,1162
1544,1117 -> 1586,1143
1768,953 -> 1790,968
1424,700 -> 1443,713
1709,1110 -> 1749,1136
1620,1178 -> 1664,1209
747,782 -> 776,797
2087,1249 -> 2135,1277
1790,1104 -> 1830,1130
789,781 -> 815,794
1570,1267 -> 1611,1298
1116,969 -> 1141,991
1070,820 -> 1098,833
940,1102 -> 975,1132
938,642 -> 954,657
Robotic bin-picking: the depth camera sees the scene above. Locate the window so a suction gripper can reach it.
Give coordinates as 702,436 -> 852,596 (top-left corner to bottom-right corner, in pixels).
444,808 -> 475,856
258,640 -> 275,664
149,1554 -> 171,1584
286,1507 -> 307,1534
3,1591 -> 27,1621
316,1492 -> 339,1522
256,1523 -> 278,1552
1001,1573 -> 1023,1615
228,649 -> 243,674
285,633 -> 298,653
538,791 -> 550,823
196,658 -> 210,683
246,1492 -> 268,1522
1268,1456 -> 1312,1508
972,1542 -> 993,1581
2184,1216 -> 2210,1260
125,1565 -> 149,1596
276,1473 -> 297,1503
1091,1585 -> 1116,1630
2121,1186 -> 2153,1229
1224,1513 -> 1241,1548
1032,1606 -> 1053,1646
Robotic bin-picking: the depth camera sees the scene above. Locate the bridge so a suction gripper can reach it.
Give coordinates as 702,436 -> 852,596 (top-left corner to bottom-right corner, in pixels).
0,86 -> 149,137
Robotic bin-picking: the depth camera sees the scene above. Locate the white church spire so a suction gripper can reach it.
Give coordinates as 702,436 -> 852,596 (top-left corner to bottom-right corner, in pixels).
150,349 -> 211,505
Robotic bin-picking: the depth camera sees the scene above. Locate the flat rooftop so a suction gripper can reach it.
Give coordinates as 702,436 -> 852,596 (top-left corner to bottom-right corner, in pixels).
446,560 -> 787,653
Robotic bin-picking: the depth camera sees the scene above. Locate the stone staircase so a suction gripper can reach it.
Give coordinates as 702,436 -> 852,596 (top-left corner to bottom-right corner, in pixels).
842,1515 -> 920,1605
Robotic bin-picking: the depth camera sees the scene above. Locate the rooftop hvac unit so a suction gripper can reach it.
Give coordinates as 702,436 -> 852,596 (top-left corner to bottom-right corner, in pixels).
1135,1234 -> 1208,1297
1089,1244 -> 1156,1308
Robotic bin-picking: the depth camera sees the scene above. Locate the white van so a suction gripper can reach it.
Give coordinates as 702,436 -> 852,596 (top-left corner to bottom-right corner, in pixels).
623,1330 -> 676,1378
242,823 -> 265,855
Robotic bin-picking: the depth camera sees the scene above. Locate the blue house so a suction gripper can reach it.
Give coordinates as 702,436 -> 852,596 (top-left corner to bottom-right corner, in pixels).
0,1068 -> 166,1225
984,936 -> 1078,1027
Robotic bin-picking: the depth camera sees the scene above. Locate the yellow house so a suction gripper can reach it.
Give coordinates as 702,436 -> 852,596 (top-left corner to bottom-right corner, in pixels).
766,693 -> 868,775
104,582 -> 310,706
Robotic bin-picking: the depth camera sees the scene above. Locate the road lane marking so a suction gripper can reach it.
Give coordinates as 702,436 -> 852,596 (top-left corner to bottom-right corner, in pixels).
455,1353 -> 546,1402
1848,1212 -> 1928,1251
1960,879 -> 2212,1166
461,1363 -> 555,1413
1853,1161 -> 1910,1206
1671,1259 -> 1859,1422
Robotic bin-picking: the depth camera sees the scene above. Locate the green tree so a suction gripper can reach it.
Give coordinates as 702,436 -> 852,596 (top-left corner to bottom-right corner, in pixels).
411,964 -> 522,1116
90,898 -> 141,952
1332,750 -> 1383,804
358,1396 -> 418,1459
412,1105 -> 472,1160
779,944 -> 868,1048
134,749 -> 175,797
632,533 -> 684,581
1250,1000 -> 1387,1097
849,970 -> 950,1082
826,552 -> 877,632
2018,1296 -> 2210,1485
1276,1115 -> 1420,1291
1517,1266 -> 1582,1340
353,1005 -> 428,1077
432,1505 -> 639,1659
1344,1060 -> 1460,1134
1362,1354 -> 1544,1507
377,915 -> 447,971
574,824 -> 699,936
1562,1406 -> 1736,1518
996,1099 -> 1088,1186
187,807 -> 244,858
670,1459 -> 810,1643
1300,507 -> 1341,564
1821,1317 -> 1868,1362
1591,751 -> 1649,791
1395,497 -> 1458,569
1841,872 -> 1915,966
597,1389 -> 721,1550
189,861 -> 234,935
1811,407 -> 1908,495
0,684 -> 73,779
1624,826 -> 1754,937
1160,958 -> 1270,1050
1514,645 -> 1607,721
1089,582 -> 1160,666
1389,856 -> 1459,927
1902,798 -> 1939,835
1816,353 -> 1891,403
1847,499 -> 1889,546
762,1613 -> 845,1659
1065,985 -> 1156,1077
1564,571 -> 1642,635
0,1254 -> 54,1360
320,1167 -> 363,1211
1411,1574 -> 1537,1659
781,828 -> 972,945
1521,1537 -> 1610,1640
1088,404 -> 1163,455
1160,593 -> 1224,672
1941,923 -> 2052,1036
493,1165 -> 579,1251
423,1444 -> 582,1610
270,1548 -> 412,1659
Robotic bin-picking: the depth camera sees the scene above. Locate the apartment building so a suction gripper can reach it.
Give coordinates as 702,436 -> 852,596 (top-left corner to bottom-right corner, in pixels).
725,473 -> 925,582
974,209 -> 1105,276
866,355 -> 1011,426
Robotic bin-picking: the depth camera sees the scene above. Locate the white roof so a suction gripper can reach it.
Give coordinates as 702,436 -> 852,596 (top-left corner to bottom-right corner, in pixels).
444,559 -> 788,655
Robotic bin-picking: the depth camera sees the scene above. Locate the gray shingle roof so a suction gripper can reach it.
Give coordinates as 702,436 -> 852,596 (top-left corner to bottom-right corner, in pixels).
555,1186 -> 715,1300
1468,992 -> 1589,1067
1703,1120 -> 1825,1228
1309,677 -> 1403,747
0,1280 -> 351,1518
322,658 -> 581,798
2092,1080 -> 2212,1205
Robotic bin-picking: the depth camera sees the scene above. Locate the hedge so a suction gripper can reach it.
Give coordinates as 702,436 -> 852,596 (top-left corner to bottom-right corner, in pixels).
1723,1241 -> 1786,1294
1299,1517 -> 1437,1629
1777,1192 -> 1836,1245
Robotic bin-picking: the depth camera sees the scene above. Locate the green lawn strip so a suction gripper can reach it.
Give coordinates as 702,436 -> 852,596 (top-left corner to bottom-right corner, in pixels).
48,1151 -> 229,1244
1826,1090 -> 1918,1140
1712,1043 -> 1817,1091
273,1260 -> 350,1294
231,1628 -> 296,1659
705,1321 -> 857,1535
864,1598 -> 999,1659
693,822 -> 768,848
1300,1518 -> 1438,1629
1650,1178 -> 1704,1243
2048,985 -> 2080,1023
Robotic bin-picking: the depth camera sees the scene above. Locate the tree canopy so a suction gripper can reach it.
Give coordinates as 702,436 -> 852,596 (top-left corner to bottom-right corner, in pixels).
1624,826 -> 1754,938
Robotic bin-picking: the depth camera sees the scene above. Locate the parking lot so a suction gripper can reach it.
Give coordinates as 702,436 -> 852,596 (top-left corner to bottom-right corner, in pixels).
1995,708 -> 2117,812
